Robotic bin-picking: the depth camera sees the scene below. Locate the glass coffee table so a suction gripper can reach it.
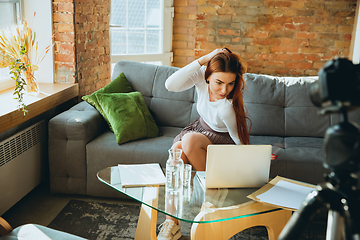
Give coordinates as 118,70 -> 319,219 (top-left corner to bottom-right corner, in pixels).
97,166 -> 291,240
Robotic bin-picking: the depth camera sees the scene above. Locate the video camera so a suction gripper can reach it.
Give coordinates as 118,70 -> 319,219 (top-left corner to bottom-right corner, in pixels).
278,58 -> 360,240
309,58 -> 360,174
310,58 -> 360,112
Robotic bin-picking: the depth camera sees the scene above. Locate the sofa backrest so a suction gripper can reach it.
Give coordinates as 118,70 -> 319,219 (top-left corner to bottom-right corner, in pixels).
112,60 -> 199,128
244,74 -> 325,138
112,60 -> 360,138
244,73 -> 360,138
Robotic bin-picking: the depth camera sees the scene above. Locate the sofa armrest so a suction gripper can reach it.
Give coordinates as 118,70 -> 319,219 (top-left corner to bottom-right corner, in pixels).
48,101 -> 107,194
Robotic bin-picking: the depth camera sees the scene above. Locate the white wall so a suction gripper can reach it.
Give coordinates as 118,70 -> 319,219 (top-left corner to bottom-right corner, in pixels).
23,0 -> 54,83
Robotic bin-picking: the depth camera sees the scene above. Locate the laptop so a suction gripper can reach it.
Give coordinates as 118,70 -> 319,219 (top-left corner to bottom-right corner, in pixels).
204,145 -> 272,188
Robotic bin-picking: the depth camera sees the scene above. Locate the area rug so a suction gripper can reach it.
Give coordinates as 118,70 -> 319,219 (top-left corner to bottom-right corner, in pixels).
48,199 -> 191,240
48,199 -> 326,240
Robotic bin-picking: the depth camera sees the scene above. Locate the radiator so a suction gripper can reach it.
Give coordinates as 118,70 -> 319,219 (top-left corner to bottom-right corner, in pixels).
0,120 -> 46,216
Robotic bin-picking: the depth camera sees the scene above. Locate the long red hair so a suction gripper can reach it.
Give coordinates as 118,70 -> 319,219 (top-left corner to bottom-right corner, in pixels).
204,48 -> 251,145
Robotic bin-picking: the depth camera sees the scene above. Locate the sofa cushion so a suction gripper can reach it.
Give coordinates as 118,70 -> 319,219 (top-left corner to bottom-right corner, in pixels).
250,135 -> 327,184
96,92 -> 160,144
82,72 -> 133,130
243,73 -> 330,138
111,61 -> 199,128
86,126 -> 182,198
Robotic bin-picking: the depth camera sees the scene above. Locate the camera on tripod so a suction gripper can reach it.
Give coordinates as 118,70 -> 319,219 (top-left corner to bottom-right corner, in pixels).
310,58 -> 360,110
310,58 -> 360,174
278,58 -> 360,240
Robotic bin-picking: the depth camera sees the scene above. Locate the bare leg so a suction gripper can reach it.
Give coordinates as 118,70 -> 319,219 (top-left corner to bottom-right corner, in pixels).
164,193 -> 180,224
165,141 -> 184,225
171,141 -> 189,164
164,134 -> 211,224
181,132 -> 212,171
171,133 -> 211,171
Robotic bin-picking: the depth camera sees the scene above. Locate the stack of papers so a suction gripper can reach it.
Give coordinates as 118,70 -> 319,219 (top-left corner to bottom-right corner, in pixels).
118,163 -> 166,188
248,176 -> 316,210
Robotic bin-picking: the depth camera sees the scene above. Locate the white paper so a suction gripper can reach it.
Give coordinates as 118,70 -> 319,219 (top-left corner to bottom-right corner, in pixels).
257,180 -> 315,210
118,163 -> 166,187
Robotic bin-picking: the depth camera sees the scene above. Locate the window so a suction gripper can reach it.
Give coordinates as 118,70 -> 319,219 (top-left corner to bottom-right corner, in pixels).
351,2 -> 360,64
0,0 -> 53,91
0,0 -> 21,89
0,0 -> 21,29
110,0 -> 173,67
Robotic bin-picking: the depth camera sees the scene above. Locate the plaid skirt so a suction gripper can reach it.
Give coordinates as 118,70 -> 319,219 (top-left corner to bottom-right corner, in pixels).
173,117 -> 235,144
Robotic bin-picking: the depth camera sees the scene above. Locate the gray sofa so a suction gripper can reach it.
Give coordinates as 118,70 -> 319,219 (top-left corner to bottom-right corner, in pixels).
48,60 -> 360,198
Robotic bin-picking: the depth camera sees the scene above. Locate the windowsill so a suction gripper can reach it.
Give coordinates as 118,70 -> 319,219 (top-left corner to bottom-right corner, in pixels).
0,78 -> 15,90
0,83 -> 78,134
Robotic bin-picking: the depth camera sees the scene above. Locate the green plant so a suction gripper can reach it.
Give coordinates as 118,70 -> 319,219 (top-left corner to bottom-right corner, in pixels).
0,18 -> 52,116
11,45 -> 30,116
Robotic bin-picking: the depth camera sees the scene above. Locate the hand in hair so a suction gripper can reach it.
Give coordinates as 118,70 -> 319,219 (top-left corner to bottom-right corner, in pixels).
198,48 -> 229,66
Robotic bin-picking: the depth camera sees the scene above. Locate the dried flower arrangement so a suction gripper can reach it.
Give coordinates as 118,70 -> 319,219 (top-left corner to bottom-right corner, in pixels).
0,16 -> 52,115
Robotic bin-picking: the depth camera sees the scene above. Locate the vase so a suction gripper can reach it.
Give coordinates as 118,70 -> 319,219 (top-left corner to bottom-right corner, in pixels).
24,69 -> 40,96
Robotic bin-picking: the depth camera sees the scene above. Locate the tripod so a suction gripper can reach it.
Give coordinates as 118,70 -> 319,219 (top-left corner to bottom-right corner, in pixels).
278,106 -> 360,240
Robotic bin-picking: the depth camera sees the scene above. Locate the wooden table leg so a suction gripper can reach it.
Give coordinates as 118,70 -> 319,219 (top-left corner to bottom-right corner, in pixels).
134,187 -> 159,240
191,201 -> 292,240
0,217 -> 13,236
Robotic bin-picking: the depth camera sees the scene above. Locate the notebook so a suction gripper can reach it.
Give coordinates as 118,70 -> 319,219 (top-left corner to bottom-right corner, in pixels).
118,163 -> 166,187
204,145 -> 272,188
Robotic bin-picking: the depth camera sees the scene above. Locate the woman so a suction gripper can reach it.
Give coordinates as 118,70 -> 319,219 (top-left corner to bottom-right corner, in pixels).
166,48 -> 251,171
157,48 -> 265,240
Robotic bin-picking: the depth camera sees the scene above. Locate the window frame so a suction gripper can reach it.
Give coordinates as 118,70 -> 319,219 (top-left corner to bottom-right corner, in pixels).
350,1 -> 360,64
0,0 -> 54,91
110,0 -> 174,66
0,0 -> 22,90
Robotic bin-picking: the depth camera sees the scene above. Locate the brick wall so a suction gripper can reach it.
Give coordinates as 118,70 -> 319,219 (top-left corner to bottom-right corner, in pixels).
53,0 -> 76,84
74,0 -> 111,97
53,0 -> 356,96
173,0 -> 198,67
173,0 -> 357,76
53,0 -> 111,98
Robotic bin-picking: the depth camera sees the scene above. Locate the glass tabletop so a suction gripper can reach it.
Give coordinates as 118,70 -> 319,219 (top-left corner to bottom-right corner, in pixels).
97,166 -> 282,223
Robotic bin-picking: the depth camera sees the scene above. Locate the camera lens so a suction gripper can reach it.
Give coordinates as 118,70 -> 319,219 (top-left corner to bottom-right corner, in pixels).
310,58 -> 360,109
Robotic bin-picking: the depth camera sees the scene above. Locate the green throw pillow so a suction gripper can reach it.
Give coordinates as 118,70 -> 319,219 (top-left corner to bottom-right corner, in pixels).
95,92 -> 160,144
82,72 -> 133,130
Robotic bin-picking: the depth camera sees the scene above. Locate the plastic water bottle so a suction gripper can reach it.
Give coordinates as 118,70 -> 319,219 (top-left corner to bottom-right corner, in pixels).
165,148 -> 184,217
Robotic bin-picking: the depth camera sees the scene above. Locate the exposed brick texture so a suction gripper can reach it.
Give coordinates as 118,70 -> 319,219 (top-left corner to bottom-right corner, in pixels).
74,0 -> 111,97
173,0 -> 198,67
53,0 -> 76,84
52,0 -> 356,97
53,0 -> 111,98
173,0 -> 357,76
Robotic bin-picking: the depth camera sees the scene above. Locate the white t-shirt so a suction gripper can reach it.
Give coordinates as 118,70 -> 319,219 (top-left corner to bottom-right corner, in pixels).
165,60 -> 241,145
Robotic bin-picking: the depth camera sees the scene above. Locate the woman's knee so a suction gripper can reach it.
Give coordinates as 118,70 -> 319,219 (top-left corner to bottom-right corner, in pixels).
171,141 -> 182,150
170,141 -> 190,164
182,133 -> 211,151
